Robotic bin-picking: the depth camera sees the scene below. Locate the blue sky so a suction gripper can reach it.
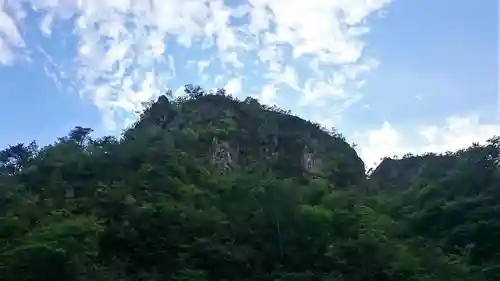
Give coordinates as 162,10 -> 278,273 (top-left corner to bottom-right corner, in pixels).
0,0 -> 498,167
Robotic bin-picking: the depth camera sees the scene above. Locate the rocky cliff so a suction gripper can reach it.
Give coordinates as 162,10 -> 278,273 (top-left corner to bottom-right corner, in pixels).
126,86 -> 366,187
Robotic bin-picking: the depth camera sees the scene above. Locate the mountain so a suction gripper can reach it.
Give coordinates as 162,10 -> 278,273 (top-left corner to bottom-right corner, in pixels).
369,153 -> 458,191
0,85 -> 497,281
369,138 -> 500,279
127,87 -> 366,187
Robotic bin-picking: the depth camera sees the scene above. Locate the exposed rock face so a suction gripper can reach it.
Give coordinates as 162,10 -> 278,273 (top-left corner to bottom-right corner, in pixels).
65,186 -> 74,198
128,92 -> 366,186
210,138 -> 237,175
301,145 -> 322,174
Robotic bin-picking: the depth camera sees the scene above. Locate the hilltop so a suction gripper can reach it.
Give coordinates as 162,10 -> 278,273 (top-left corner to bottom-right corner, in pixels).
127,86 -> 365,187
0,85 -> 498,281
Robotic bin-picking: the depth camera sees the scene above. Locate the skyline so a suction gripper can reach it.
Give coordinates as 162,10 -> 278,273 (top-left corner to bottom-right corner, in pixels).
0,0 -> 498,168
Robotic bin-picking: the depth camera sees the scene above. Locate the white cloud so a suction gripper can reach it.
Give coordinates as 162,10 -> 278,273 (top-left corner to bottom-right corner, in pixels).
224,77 -> 242,96
354,114 -> 500,169
265,65 -> 299,90
0,0 -> 392,130
4,0 -> 494,172
197,60 -> 211,75
0,38 -> 13,64
0,1 -> 25,64
260,83 -> 277,104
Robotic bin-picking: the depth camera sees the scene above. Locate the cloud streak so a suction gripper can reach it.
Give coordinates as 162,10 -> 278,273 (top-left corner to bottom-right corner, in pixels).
0,0 -> 392,130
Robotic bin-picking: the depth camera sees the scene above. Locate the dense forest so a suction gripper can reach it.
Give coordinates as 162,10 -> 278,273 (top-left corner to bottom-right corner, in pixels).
0,85 -> 499,281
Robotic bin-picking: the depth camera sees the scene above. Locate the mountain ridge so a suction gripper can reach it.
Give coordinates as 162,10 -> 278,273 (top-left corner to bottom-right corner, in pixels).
0,85 -> 498,281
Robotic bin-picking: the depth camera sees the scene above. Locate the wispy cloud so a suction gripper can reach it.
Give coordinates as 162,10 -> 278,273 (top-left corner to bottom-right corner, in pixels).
0,0 -> 392,130
0,1 -> 26,64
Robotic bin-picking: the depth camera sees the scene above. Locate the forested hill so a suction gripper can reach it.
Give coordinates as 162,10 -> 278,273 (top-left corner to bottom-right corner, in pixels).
369,139 -> 500,279
0,86 -> 498,281
127,85 -> 366,186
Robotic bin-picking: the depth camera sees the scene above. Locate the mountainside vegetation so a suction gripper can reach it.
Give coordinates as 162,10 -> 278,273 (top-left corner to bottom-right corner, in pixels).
0,85 -> 498,281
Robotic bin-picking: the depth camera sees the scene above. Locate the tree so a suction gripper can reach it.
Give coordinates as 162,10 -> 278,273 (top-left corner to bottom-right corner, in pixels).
0,86 -> 494,281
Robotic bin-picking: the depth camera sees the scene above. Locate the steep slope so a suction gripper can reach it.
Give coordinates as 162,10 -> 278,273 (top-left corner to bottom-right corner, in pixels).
127,87 -> 366,187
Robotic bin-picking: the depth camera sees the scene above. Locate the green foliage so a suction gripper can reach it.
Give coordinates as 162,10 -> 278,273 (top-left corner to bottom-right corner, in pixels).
370,136 -> 500,280
0,85 -> 496,280
0,216 -> 103,281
